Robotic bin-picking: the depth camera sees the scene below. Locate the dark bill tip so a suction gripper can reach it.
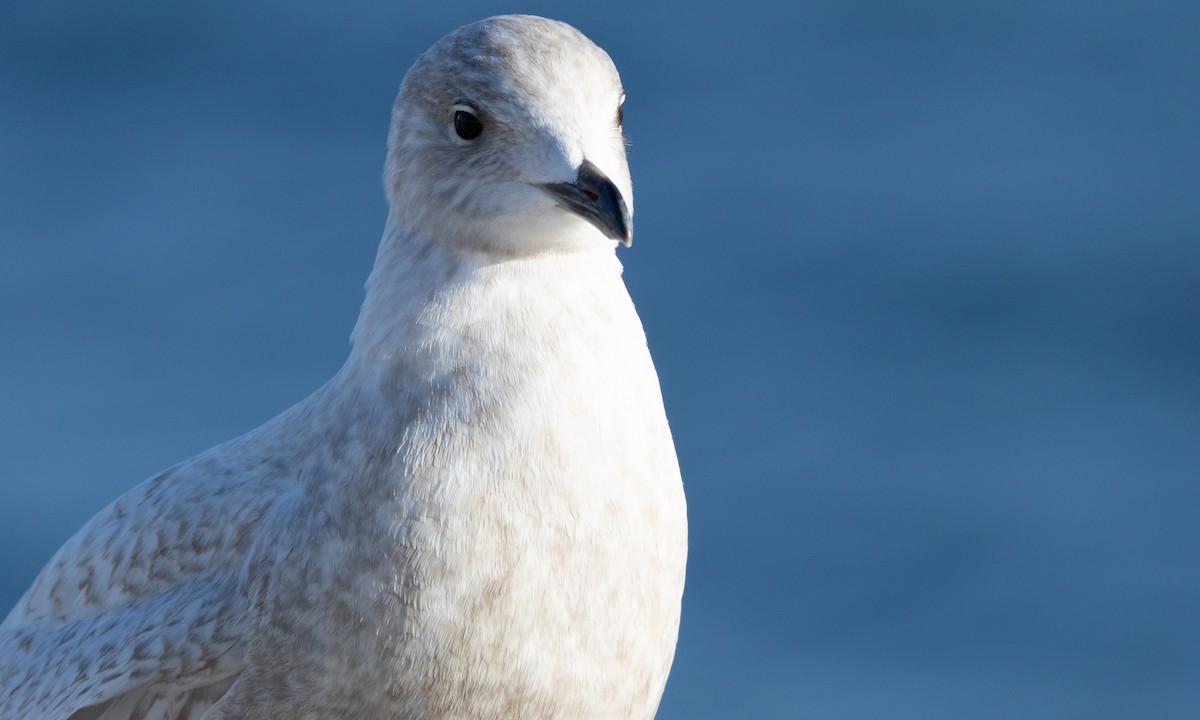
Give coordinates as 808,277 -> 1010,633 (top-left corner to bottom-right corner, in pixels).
537,159 -> 632,246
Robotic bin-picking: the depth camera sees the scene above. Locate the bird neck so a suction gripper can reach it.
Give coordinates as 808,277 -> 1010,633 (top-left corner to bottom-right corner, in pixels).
343,218 -> 630,386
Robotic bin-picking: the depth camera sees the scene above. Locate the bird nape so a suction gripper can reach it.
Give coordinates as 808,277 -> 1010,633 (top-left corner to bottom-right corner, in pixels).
0,14 -> 686,720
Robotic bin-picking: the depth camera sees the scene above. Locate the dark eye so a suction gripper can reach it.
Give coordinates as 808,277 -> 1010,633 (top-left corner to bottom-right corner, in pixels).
616,105 -> 624,127
454,110 -> 483,140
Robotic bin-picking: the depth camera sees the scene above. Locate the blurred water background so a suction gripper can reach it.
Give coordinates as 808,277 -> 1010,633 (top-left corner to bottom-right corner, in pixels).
2,1 -> 1199,717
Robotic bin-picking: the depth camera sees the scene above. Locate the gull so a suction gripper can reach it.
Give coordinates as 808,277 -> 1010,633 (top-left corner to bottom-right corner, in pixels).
0,15 -> 687,720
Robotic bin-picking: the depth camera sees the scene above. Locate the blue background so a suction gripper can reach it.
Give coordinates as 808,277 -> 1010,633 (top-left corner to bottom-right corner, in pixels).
3,2 -> 1199,717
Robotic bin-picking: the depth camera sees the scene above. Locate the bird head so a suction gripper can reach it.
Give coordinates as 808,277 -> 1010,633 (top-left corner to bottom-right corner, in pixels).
383,15 -> 633,256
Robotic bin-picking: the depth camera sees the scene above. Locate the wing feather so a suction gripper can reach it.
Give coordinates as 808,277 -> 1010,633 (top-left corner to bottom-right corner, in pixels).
1,425 -> 301,720
1,576 -> 245,720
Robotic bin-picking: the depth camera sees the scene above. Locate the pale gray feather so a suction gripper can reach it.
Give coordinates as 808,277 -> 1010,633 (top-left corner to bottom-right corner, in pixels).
1,15 -> 686,720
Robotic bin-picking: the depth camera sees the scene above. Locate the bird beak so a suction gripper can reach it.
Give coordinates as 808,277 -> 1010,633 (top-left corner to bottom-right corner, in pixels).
537,159 -> 632,247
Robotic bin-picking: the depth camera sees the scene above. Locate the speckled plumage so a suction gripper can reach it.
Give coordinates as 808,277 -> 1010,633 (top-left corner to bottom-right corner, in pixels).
0,15 -> 686,720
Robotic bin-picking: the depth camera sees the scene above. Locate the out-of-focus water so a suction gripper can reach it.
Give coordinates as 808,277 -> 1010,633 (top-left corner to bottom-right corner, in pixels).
2,2 -> 1198,717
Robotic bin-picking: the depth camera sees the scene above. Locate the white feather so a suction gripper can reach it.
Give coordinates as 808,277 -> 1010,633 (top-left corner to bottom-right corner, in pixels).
1,15 -> 686,719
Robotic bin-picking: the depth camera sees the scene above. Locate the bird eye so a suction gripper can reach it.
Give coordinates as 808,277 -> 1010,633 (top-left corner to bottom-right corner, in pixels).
616,94 -> 625,127
454,110 -> 483,140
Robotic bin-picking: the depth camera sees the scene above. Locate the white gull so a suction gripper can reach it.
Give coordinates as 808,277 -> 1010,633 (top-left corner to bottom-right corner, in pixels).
0,15 -> 687,719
